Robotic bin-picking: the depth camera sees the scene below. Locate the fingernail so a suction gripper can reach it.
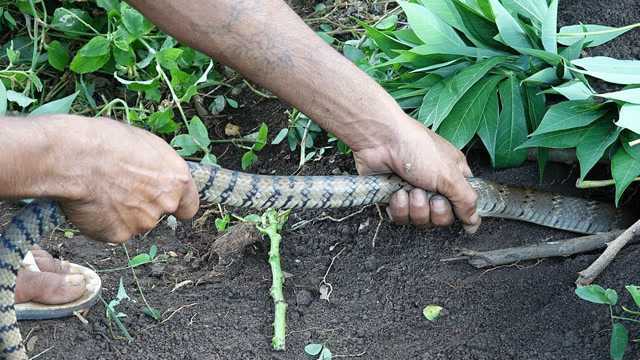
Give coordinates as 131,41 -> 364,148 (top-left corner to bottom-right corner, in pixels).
64,274 -> 85,288
431,196 -> 446,212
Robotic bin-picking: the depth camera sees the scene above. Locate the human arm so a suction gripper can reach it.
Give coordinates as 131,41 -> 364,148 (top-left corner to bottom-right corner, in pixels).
0,115 -> 199,242
126,0 -> 480,232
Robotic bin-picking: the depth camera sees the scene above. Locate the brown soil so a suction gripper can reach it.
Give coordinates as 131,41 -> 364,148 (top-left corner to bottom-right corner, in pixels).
6,1 -> 640,359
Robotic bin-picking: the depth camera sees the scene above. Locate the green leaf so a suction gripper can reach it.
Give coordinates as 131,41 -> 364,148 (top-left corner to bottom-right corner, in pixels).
524,86 -> 547,177
477,88 -> 499,166
502,0 -> 547,24
419,56 -> 507,129
559,36 -> 586,61
488,0 -> 532,49
616,104 -> 640,135
495,75 -> 528,168
70,36 -> 111,74
215,215 -> 230,232
201,153 -> 217,166
272,128 -> 289,145
514,47 -> 562,66
0,81 -> 7,115
576,119 -> 621,180
357,20 -> 410,57
156,48 -> 183,71
397,1 -> 465,46
226,98 -> 239,109
51,8 -> 92,33
410,44 -> 508,58
149,244 -> 157,259
438,75 -> 503,148
128,254 -> 152,267
612,146 -> 640,205
376,14 -> 398,30
6,91 -> 35,108
610,323 -> 629,360
625,285 -> 640,308
304,344 -> 323,357
531,100 -> 607,136
253,123 -> 269,151
147,110 -> 178,134
241,151 -> 258,170
575,285 -> 616,305
188,116 -> 211,149
47,40 -> 70,71
423,304 -> 444,321
121,4 -> 145,38
550,80 -> 593,100
143,307 -> 161,321
572,57 -> 640,85
171,134 -> 200,157
523,67 -> 559,85
30,92 -> 79,115
541,0 -> 558,54
558,24 -> 635,48
97,0 -> 120,13
597,88 -> 640,105
452,0 -> 504,50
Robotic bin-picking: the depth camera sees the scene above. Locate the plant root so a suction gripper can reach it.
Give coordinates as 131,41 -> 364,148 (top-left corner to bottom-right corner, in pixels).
576,219 -> 640,285
443,230 -> 628,268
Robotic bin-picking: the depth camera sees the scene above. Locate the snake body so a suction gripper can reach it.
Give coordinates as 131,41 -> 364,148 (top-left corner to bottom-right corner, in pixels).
0,162 -> 632,358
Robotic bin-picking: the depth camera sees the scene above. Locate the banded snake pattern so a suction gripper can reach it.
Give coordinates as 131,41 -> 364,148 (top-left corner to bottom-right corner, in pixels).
0,162 -> 632,359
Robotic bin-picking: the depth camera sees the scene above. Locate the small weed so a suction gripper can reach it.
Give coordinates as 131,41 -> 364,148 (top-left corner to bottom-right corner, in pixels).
305,343 -> 332,360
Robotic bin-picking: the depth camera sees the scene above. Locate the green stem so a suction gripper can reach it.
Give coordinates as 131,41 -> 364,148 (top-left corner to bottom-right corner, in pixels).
557,23 -> 640,37
122,244 -> 158,320
267,229 -> 287,351
576,177 -> 640,189
612,315 -> 640,324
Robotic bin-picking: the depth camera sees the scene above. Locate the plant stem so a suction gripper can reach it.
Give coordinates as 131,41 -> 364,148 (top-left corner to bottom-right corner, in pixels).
575,177 -> 640,189
122,244 -> 159,320
267,227 -> 287,351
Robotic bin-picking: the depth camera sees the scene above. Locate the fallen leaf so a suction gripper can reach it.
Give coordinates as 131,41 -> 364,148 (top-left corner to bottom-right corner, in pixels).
225,123 -> 241,136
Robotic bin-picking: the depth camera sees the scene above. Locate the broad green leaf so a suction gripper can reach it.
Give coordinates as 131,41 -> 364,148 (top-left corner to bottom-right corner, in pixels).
423,304 -> 444,321
622,131 -> 640,161
495,75 -> 528,168
576,119 -> 621,180
51,8 -> 92,33
522,67 -> 559,85
625,285 -> 640,308
121,4 -> 145,38
411,44 -> 508,58
6,91 -> 35,108
418,81 -> 445,126
304,343 -> 323,356
438,75 -> 503,148
188,116 -> 211,149
419,0 -> 464,31
572,57 -> 640,85
420,56 -> 507,129
97,0 -> 120,12
30,92 -> 79,115
518,127 -> 587,149
398,1 -> 465,46
357,20 -> 410,57
514,47 -> 562,66
452,0 -> 505,50
376,14 -> 398,30
531,100 -> 606,136
156,48 -> 183,71
524,85 -> 547,177
610,323 -> 629,360
201,153 -> 217,166
113,47 -> 135,67
70,36 -> 111,74
272,128 -> 288,145
502,0 -> 547,24
541,0 -> 558,54
488,0 -> 532,49
241,151 -> 258,170
392,28 -> 423,45
477,87 -> 499,165
612,146 -> 640,205
597,88 -> 640,105
47,40 -> 70,71
128,253 -> 152,267
147,110 -> 178,134
171,134 -> 200,157
558,24 -> 636,48
113,25 -> 135,51
475,0 -> 494,20
559,36 -> 586,61
253,123 -> 269,151
550,80 -> 593,100
0,81 -> 6,115
616,104 -> 640,135
575,285 -> 615,305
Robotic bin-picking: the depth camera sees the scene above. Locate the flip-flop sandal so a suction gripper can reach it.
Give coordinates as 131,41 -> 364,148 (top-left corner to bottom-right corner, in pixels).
15,251 -> 102,321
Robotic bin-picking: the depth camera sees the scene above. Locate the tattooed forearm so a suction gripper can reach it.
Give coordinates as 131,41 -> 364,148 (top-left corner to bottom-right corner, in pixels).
126,0 -> 405,152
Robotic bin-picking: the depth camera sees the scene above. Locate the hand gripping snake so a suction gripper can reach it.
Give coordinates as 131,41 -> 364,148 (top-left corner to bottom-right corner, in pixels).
0,162 -> 633,358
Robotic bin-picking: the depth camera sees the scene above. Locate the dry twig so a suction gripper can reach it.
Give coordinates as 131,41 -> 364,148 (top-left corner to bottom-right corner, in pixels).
576,219 -> 640,285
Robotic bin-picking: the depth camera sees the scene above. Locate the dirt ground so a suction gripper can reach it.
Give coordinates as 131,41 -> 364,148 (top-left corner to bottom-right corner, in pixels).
5,1 -> 640,359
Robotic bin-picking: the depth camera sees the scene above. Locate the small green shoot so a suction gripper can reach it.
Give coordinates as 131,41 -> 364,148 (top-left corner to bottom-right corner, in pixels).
215,214 -> 231,232
423,304 -> 444,321
127,244 -> 158,268
305,343 -> 332,360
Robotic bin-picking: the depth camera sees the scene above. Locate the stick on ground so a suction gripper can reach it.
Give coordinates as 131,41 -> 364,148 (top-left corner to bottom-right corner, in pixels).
443,230 -> 627,268
576,219 -> 640,286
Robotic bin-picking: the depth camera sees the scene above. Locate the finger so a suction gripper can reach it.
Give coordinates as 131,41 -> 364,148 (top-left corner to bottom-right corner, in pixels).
386,190 -> 410,225
33,253 -> 71,274
174,169 -> 200,220
442,177 -> 481,234
459,160 -> 473,178
408,189 -> 431,227
430,195 -> 455,227
15,270 -> 85,305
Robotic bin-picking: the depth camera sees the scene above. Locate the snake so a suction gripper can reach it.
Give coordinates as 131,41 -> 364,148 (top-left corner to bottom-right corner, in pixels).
0,162 -> 632,359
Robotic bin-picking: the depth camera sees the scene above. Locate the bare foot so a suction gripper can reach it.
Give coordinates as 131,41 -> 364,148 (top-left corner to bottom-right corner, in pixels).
15,245 -> 86,305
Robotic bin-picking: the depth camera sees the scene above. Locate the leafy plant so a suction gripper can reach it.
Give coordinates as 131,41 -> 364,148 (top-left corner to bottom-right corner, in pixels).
127,244 -> 158,268
575,284 -> 640,360
354,0 -> 640,201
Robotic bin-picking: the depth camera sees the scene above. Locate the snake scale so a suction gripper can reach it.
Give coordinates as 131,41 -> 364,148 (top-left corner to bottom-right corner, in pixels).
0,162 -> 632,358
